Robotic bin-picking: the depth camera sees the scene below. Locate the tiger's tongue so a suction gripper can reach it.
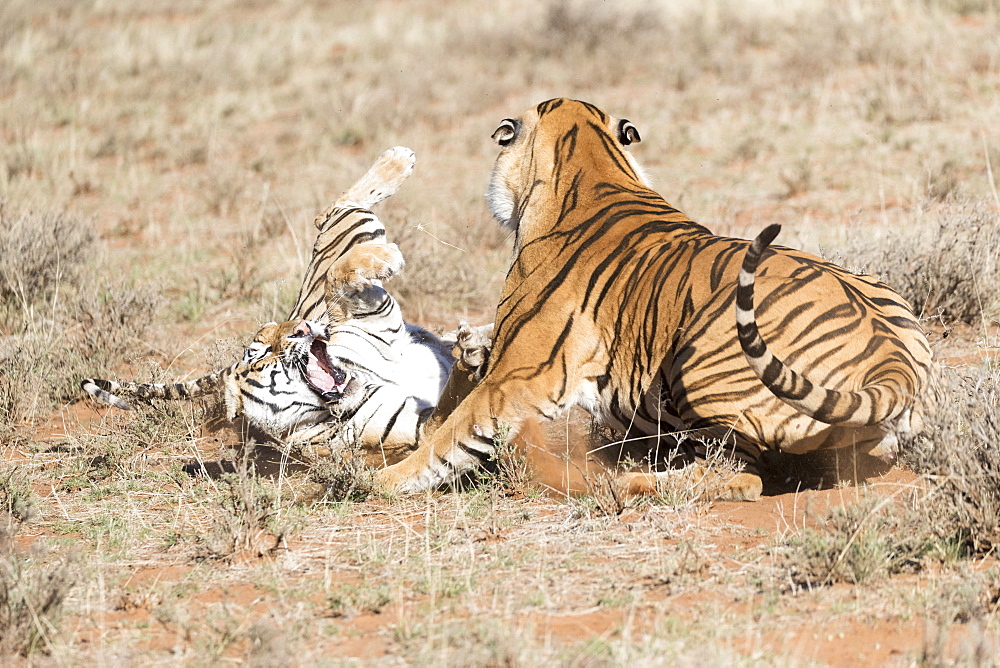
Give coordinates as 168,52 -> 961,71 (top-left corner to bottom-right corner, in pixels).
306,358 -> 336,392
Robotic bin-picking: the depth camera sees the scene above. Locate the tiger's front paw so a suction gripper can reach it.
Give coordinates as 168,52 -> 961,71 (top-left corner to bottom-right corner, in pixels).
453,322 -> 494,381
376,458 -> 451,495
375,463 -> 410,495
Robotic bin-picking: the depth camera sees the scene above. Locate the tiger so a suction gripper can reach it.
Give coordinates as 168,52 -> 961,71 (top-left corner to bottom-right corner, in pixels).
82,147 -> 485,462
375,98 -> 934,499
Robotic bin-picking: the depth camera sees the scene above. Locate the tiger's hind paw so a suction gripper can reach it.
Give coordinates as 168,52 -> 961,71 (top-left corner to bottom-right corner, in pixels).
614,468 -> 763,503
715,472 -> 763,501
335,146 -> 416,211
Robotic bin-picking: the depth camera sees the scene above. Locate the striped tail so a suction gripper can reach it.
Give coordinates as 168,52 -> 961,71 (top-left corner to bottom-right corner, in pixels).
80,370 -> 226,411
735,224 -> 906,426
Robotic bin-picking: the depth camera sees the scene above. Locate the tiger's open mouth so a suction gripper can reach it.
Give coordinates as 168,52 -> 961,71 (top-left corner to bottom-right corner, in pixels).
303,339 -> 348,401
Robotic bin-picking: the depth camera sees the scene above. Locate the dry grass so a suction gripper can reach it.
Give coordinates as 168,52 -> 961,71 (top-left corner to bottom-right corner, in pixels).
0,468 -> 76,658
1,0 -> 1000,663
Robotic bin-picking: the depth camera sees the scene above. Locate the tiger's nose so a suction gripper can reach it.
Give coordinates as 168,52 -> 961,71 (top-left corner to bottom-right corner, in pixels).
292,319 -> 328,340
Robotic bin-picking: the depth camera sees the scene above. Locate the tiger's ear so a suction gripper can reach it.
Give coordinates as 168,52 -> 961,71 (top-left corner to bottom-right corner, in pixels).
492,119 -> 519,146
617,119 -> 641,146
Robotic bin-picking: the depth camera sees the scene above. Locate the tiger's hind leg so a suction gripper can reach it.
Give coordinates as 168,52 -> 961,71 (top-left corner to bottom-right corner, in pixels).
616,468 -> 763,502
334,146 -> 416,211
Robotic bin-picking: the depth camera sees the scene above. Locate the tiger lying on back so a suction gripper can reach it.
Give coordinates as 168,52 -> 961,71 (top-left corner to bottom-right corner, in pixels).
376,98 -> 933,499
82,147 -> 486,462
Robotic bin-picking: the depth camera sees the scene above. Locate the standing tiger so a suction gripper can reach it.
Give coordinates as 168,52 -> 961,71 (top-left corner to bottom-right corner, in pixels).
82,147 -> 482,462
376,98 -> 933,499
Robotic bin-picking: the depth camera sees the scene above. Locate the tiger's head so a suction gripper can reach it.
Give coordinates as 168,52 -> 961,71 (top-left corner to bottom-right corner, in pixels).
486,98 -> 649,237
224,319 -> 355,435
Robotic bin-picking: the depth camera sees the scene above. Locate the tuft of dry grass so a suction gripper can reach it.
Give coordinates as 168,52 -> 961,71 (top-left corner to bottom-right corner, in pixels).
308,441 -> 378,504
203,444 -> 289,559
0,199 -> 165,439
0,546 -> 76,658
480,423 -> 537,498
782,494 -> 968,587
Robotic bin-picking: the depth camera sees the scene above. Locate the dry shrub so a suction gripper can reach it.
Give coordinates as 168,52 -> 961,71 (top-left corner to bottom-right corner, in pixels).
327,582 -> 393,619
0,547 -> 75,658
308,443 -> 377,504
73,287 -> 162,364
903,363 -> 1000,552
0,201 -> 164,437
0,337 -> 59,440
0,286 -> 161,438
76,399 -> 209,484
783,495 -> 967,588
843,197 -> 1000,323
784,361 -> 1000,582
0,200 -> 95,332
573,470 -> 637,518
479,423 -> 535,498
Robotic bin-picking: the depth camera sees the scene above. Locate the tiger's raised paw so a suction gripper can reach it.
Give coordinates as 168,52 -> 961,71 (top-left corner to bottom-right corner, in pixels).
453,322 -> 494,381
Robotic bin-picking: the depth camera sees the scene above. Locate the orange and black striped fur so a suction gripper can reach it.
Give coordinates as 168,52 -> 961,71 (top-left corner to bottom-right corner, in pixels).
376,98 -> 933,498
82,147 -> 467,460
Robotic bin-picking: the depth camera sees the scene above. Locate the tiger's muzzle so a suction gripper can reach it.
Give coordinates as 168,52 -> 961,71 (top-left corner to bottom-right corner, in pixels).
291,321 -> 351,402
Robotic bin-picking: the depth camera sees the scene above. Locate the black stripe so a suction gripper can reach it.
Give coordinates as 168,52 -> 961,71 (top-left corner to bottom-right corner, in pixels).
760,357 -> 784,387
735,283 -> 756,312
379,402 -> 407,443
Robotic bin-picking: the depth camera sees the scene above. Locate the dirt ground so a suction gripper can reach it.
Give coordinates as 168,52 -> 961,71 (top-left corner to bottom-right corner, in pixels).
3,0 -> 1000,665
14,420 -> 999,665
